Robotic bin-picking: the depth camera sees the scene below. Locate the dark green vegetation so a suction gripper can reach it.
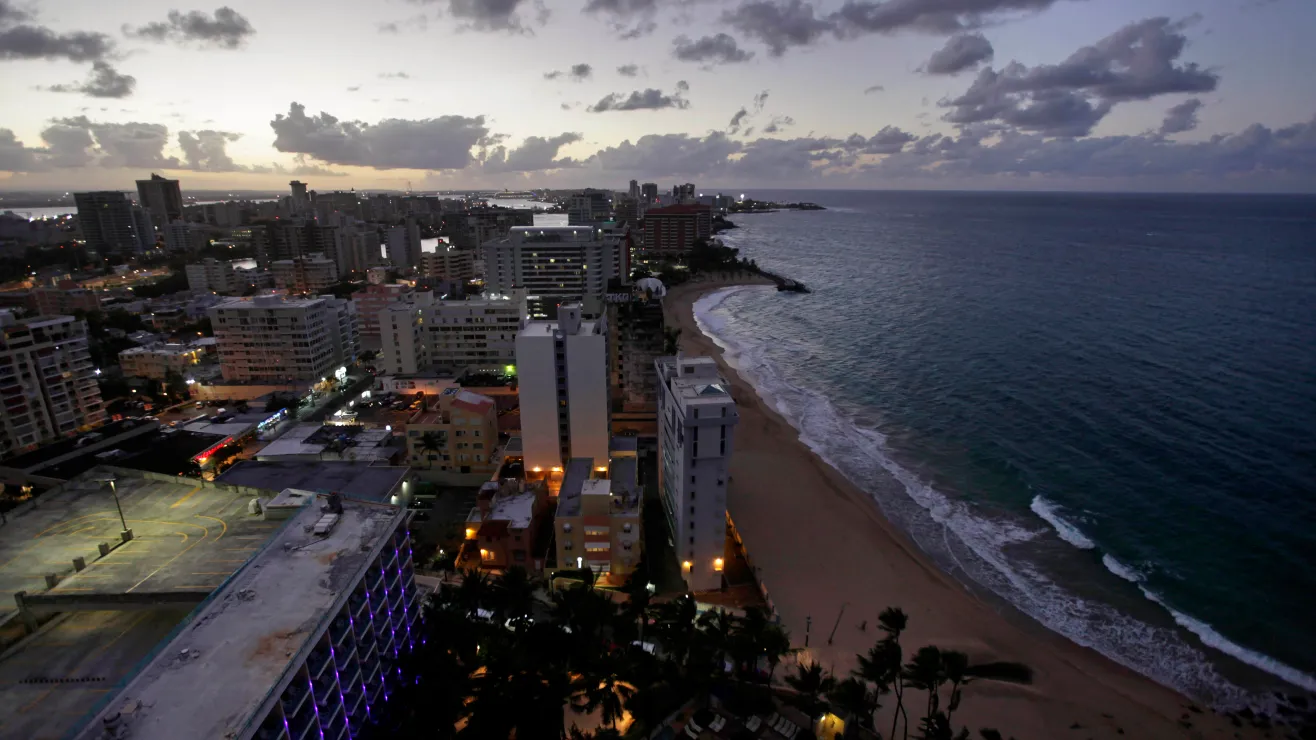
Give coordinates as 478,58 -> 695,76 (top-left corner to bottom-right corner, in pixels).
366,568 -> 1027,739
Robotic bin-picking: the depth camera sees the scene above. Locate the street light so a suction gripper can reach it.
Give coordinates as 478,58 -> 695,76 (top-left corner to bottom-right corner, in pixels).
94,474 -> 128,533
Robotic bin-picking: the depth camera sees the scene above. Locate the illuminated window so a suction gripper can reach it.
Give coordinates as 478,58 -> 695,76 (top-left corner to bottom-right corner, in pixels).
585,542 -> 610,552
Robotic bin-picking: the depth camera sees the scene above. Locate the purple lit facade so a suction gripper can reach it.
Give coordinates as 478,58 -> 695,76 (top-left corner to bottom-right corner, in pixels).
255,523 -> 420,740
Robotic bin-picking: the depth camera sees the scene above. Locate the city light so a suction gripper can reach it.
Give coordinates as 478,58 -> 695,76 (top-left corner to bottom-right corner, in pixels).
713,558 -> 724,572
682,560 -> 692,571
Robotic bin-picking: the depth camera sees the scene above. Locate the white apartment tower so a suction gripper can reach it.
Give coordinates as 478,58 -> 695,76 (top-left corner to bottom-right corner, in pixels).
482,226 -> 628,317
378,290 -> 526,375
209,295 -> 359,382
0,311 -> 106,455
515,304 -> 609,472
656,356 -> 738,592
185,258 -> 241,293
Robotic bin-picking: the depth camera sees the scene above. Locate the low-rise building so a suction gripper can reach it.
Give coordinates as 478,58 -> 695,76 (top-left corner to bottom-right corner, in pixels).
463,479 -> 548,571
117,342 -> 205,380
554,456 -> 641,584
30,283 -> 101,316
271,253 -> 339,294
404,388 -> 498,481
256,422 -> 404,464
186,258 -> 243,294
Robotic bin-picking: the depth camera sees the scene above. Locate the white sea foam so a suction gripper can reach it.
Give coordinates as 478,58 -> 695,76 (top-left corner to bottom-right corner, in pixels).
691,289 -> 1311,708
1030,496 -> 1098,550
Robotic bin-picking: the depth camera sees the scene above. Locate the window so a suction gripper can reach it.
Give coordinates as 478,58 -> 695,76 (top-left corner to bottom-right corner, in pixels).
562,523 -> 572,533
564,540 -> 573,551
690,475 -> 696,483
585,542 -> 610,552
690,506 -> 695,515
689,521 -> 694,530
622,523 -> 632,533
584,526 -> 609,536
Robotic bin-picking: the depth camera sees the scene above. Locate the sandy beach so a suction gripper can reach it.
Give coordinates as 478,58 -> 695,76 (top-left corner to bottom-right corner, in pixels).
664,274 -> 1260,740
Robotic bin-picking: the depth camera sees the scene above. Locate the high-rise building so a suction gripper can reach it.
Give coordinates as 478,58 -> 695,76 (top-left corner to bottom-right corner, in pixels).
566,189 -> 612,226
379,290 -> 525,375
418,246 -> 475,282
640,182 -> 658,205
515,304 -> 609,473
386,219 -> 422,268
209,295 -> 359,382
628,180 -> 639,199
641,204 -> 713,259
271,253 -> 340,294
672,183 -> 696,203
482,226 -> 628,317
250,221 -> 341,267
74,494 -> 418,740
135,173 -> 183,229
443,208 -> 535,249
655,355 -> 738,592
0,311 -> 106,455
352,283 -> 413,348
289,180 -> 309,214
74,191 -> 152,253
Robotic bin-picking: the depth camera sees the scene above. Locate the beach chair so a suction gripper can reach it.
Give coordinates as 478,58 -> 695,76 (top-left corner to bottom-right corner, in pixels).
684,725 -> 700,739
744,715 -> 763,732
709,715 -> 727,733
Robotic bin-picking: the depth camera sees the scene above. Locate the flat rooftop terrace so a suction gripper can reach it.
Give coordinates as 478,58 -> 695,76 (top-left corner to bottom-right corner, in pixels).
0,470 -> 290,739
77,497 -> 404,740
218,460 -> 408,503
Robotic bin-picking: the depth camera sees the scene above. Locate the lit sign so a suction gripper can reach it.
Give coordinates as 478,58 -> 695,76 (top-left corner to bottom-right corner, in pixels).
192,437 -> 235,463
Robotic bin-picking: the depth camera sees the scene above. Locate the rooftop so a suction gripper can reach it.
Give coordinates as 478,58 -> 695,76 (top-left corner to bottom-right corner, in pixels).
217,460 -> 409,503
74,496 -> 405,740
557,457 -> 641,518
488,490 -> 537,529
256,423 -> 399,462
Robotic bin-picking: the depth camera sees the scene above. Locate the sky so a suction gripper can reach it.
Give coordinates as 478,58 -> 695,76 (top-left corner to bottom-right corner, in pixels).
1,0 -> 1314,193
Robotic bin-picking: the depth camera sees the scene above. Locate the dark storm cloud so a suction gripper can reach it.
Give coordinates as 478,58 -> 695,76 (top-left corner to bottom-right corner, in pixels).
123,7 -> 255,49
269,102 -> 490,169
588,87 -> 690,112
722,0 -> 1070,56
924,32 -> 993,74
617,63 -> 640,76
482,132 -> 583,172
1160,98 -> 1203,135
44,62 -> 137,98
673,33 -> 754,64
941,17 -> 1219,136
428,0 -> 550,34
0,25 -> 114,62
0,0 -> 29,24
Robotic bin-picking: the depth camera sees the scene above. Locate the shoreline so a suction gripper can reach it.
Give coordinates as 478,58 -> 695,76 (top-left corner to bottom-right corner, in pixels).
663,275 -> 1264,739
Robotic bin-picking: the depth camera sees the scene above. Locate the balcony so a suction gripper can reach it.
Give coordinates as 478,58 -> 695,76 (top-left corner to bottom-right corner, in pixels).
306,648 -> 333,680
280,683 -> 310,717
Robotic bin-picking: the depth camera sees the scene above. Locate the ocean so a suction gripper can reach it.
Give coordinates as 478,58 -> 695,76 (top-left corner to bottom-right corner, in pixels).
693,190 -> 1316,709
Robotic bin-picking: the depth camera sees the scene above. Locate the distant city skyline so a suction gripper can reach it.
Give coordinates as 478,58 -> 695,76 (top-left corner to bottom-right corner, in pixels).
1,0 -> 1314,193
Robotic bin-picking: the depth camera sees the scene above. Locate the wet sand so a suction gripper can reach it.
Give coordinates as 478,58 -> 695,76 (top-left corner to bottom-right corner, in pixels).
665,273 -> 1260,740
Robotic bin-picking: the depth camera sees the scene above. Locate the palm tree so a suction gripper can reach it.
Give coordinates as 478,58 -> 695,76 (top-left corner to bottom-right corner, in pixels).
733,606 -> 791,683
650,595 -> 699,670
573,652 -> 636,729
784,661 -> 836,718
828,676 -> 876,730
697,608 -> 736,674
417,431 -> 443,468
494,565 -> 536,621
878,607 -> 910,739
454,569 -> 491,617
941,650 -> 969,728
903,646 -> 947,725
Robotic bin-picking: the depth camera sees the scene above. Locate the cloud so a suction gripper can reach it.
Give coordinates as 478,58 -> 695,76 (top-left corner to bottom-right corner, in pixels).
587,131 -> 742,176
379,71 -> 410,79
864,84 -> 885,94
762,115 -> 795,133
723,0 -> 1070,56
849,125 -> 917,152
722,0 -> 833,57
581,0 -> 663,38
178,130 -> 242,171
617,63 -> 640,76
923,32 -> 993,74
941,17 -> 1219,136
672,32 -> 754,65
676,79 -> 689,92
123,6 -> 255,49
39,117 -> 181,169
754,90 -> 769,112
728,107 -> 749,133
482,132 -> 583,172
0,129 -> 46,172
269,102 -> 490,169
434,0 -> 550,34
544,63 -> 592,81
0,0 -> 30,24
376,14 -> 429,33
1160,98 -> 1203,135
44,61 -> 136,98
347,85 -> 361,92
0,25 -> 114,62
588,87 -> 690,112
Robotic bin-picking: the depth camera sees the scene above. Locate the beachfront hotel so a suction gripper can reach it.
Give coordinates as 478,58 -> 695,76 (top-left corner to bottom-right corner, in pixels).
515,304 -> 610,476
655,356 -> 738,592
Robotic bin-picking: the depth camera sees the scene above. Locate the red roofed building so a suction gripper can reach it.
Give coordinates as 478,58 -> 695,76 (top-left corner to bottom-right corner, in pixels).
403,387 -> 500,483
641,204 -> 713,258
463,480 -> 548,571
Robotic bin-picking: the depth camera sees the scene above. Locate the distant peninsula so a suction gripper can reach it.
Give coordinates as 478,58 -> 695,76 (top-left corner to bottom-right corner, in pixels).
728,198 -> 826,214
